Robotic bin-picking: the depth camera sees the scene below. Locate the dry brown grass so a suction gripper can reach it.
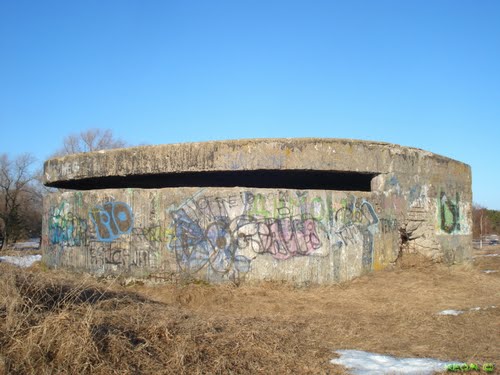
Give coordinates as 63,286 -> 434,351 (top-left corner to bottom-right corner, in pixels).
0,247 -> 498,374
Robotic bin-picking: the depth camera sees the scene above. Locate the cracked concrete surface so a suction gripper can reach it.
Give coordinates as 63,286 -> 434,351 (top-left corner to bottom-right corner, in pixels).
41,138 -> 472,283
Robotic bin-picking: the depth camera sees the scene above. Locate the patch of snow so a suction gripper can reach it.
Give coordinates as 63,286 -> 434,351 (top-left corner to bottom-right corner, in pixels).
475,305 -> 496,310
438,309 -> 463,316
330,350 -> 459,375
482,270 -> 498,274
437,306 -> 497,316
12,238 -> 40,249
0,255 -> 42,268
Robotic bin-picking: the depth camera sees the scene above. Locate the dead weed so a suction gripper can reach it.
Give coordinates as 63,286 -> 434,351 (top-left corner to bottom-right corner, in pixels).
0,247 -> 498,374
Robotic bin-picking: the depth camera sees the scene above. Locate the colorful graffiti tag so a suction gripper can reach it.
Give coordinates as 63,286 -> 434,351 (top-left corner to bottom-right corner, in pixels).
46,191 -> 381,280
167,191 -> 383,276
235,217 -> 323,260
168,192 -> 331,276
170,209 -> 252,275
48,202 -> 87,247
89,202 -> 134,242
439,192 -> 460,234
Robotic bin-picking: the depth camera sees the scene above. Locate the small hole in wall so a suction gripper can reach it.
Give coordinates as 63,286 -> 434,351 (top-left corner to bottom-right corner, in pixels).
399,228 -> 410,247
398,227 -> 412,258
46,170 -> 379,191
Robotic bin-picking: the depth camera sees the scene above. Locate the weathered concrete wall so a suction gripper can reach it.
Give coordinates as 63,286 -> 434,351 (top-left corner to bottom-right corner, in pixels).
42,139 -> 472,284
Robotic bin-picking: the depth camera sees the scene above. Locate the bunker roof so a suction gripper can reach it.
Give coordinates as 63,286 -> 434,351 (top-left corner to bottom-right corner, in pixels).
43,138 -> 470,190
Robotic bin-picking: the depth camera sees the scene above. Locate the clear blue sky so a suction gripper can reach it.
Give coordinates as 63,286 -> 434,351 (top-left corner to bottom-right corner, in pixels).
1,1 -> 499,209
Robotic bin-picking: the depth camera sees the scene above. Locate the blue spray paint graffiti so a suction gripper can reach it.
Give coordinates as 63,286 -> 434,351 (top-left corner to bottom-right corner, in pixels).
48,202 -> 87,247
168,192 -> 331,276
170,209 -> 251,275
89,202 -> 133,242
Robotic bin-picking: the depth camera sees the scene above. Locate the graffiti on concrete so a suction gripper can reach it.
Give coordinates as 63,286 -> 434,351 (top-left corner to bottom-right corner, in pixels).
45,191 -> 381,278
243,190 -> 334,222
132,224 -> 174,245
48,202 -> 88,247
89,202 -> 133,242
334,197 -> 379,268
170,209 -> 252,275
379,218 -> 398,234
235,217 -> 323,260
88,241 -> 158,270
335,197 -> 378,227
169,191 -> 331,275
439,192 -> 460,233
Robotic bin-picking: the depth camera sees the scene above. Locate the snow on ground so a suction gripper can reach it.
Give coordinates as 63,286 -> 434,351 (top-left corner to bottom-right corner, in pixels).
12,238 -> 40,249
437,306 -> 497,316
331,350 -> 459,375
482,270 -> 499,273
0,255 -> 42,268
437,309 -> 463,316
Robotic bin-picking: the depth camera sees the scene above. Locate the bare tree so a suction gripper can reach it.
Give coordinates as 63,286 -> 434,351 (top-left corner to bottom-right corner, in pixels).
472,204 -> 492,239
0,153 -> 39,248
54,128 -> 126,156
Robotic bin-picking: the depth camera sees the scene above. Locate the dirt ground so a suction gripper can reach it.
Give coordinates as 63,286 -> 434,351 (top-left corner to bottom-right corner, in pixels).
0,246 -> 498,374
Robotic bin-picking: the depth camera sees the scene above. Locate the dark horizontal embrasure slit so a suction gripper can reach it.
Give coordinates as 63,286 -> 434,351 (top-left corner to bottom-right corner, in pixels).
46,170 -> 378,191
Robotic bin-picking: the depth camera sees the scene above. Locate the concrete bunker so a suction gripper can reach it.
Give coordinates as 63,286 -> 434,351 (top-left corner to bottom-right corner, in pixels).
42,138 -> 472,284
